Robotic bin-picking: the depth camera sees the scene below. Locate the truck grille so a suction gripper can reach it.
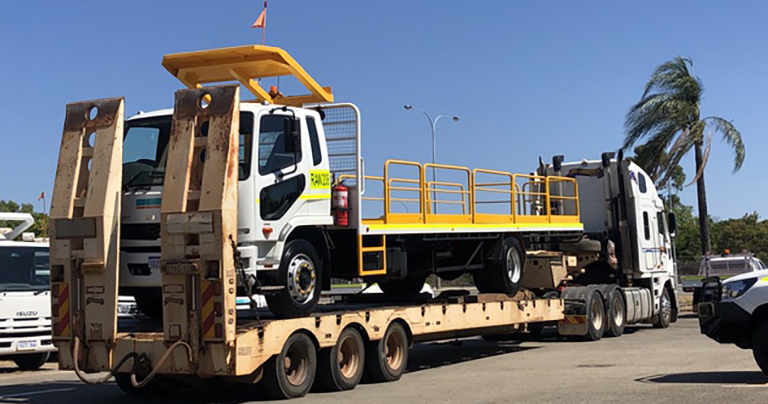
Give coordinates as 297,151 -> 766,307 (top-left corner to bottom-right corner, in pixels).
122,223 -> 161,240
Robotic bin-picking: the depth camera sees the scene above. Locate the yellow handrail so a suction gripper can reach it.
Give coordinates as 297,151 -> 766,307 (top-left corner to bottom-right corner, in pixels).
356,159 -> 580,227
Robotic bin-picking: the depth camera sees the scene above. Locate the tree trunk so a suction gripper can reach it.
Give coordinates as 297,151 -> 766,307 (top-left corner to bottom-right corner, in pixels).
694,141 -> 712,256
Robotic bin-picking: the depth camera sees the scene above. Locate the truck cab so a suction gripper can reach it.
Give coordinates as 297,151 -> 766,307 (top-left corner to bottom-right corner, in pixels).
554,156 -> 678,326
120,103 -> 333,316
0,214 -> 55,370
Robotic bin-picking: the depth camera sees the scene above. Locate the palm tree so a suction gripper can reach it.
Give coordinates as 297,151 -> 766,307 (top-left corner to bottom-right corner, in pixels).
624,56 -> 745,256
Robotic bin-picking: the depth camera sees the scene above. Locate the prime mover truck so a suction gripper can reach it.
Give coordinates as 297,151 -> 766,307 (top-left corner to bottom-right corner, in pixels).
48,45 -> 678,399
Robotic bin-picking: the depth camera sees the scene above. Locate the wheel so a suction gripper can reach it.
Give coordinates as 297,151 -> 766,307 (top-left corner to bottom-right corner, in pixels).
134,291 -> 163,319
752,319 -> 768,375
262,333 -> 317,399
601,285 -> 626,337
651,287 -> 672,329
584,289 -> 605,341
266,239 -> 322,318
13,352 -> 49,370
364,322 -> 409,383
316,327 -> 365,391
472,269 -> 494,293
378,274 -> 428,296
484,237 -> 524,295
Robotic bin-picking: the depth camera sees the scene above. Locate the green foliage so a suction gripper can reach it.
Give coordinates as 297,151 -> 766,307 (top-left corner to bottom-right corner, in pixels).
624,56 -> 745,186
0,199 -> 48,238
712,213 -> 768,260
669,200 -> 768,262
632,144 -> 686,191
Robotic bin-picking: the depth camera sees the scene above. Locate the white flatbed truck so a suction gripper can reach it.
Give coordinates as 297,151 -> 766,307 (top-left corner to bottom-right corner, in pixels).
49,45 -> 678,399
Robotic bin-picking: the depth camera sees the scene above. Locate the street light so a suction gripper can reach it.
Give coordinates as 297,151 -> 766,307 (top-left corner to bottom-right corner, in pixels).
403,105 -> 460,192
403,104 -> 460,291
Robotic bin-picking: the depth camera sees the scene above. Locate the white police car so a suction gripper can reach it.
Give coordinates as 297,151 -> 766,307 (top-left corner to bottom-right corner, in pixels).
698,269 -> 768,375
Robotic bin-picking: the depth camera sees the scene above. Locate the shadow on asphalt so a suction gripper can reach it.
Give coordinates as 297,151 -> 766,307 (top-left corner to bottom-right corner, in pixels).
637,371 -> 768,385
406,339 -> 537,373
0,340 -> 538,404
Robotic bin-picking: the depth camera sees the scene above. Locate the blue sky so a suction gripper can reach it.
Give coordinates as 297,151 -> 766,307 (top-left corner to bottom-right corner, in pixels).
0,1 -> 764,219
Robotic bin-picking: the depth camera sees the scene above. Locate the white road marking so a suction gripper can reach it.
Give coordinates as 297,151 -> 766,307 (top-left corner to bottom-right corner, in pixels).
0,387 -> 76,398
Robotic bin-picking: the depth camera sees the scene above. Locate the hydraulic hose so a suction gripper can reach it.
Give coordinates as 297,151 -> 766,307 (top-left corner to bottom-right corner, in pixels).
72,336 -> 193,389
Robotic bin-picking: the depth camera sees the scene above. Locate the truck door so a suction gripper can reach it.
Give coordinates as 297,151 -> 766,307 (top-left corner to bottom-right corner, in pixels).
254,111 -> 310,236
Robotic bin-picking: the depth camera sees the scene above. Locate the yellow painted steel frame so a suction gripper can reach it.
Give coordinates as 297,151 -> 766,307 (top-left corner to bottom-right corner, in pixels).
162,45 -> 333,106
363,159 -> 581,228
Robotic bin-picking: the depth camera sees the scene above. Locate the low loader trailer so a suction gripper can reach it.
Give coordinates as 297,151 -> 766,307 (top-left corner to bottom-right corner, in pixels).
49,45 -> 678,399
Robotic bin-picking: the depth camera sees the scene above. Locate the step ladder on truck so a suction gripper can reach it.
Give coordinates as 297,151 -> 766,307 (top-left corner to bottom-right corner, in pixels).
49,44 -> 678,399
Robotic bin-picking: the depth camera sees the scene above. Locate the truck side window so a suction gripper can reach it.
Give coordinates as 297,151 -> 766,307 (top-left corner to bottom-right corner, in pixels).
656,212 -> 666,236
258,115 -> 302,175
638,173 -> 647,193
643,211 -> 650,240
307,117 -> 322,166
260,175 -> 306,220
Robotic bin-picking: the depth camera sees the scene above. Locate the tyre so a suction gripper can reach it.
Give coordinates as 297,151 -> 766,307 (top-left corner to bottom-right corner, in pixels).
316,327 -> 365,391
266,239 -> 322,318
13,352 -> 49,371
485,237 -> 524,295
364,322 -> 409,383
378,274 -> 428,296
584,288 -> 605,342
752,319 -> 768,376
651,287 -> 672,329
601,285 -> 626,337
134,291 -> 163,319
262,333 -> 317,399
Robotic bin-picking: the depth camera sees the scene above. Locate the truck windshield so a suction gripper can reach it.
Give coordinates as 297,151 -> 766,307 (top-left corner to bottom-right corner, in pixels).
123,112 -> 254,189
0,246 -> 49,292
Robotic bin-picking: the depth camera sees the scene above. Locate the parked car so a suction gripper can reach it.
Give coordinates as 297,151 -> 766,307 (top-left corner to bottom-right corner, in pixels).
683,252 -> 766,311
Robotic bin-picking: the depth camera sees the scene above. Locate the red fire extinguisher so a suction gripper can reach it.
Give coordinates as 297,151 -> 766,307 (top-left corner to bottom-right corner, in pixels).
332,183 -> 349,226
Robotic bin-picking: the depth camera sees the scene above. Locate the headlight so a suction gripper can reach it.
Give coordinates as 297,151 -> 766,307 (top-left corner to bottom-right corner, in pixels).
722,278 -> 758,300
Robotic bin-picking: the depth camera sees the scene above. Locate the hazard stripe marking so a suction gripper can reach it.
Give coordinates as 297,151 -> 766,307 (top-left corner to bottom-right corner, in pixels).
201,281 -> 215,339
57,283 -> 70,337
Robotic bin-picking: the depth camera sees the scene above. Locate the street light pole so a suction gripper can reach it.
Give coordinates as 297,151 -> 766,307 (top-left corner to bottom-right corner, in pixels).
404,105 -> 460,291
403,105 -> 460,189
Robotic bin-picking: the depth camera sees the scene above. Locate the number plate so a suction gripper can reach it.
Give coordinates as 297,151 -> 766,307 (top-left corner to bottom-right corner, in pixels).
161,260 -> 201,275
148,257 -> 161,271
17,341 -> 37,351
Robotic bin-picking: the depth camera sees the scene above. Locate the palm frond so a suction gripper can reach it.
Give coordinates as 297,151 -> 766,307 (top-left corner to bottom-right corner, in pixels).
704,116 -> 746,172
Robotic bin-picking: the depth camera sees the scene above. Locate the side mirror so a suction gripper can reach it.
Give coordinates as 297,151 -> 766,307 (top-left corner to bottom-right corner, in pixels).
668,212 -> 677,237
283,117 -> 300,154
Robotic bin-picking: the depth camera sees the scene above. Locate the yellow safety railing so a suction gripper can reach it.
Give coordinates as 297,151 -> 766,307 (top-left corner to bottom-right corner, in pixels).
424,163 -> 472,224
384,160 -> 424,224
354,160 -> 580,227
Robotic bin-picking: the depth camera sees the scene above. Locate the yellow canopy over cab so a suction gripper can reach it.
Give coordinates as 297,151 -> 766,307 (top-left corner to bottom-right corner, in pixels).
162,45 -> 333,106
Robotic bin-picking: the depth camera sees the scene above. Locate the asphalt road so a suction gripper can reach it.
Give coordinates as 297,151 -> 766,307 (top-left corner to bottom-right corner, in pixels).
0,317 -> 764,404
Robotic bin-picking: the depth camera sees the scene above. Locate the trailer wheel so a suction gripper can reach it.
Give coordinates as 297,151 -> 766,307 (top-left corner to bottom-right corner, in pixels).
266,239 -> 322,318
752,318 -> 768,375
13,352 -> 49,371
317,327 -> 365,391
601,285 -> 626,337
487,237 -> 524,295
262,333 -> 317,399
651,287 -> 672,329
364,322 -> 409,383
378,274 -> 428,296
584,289 -> 606,341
